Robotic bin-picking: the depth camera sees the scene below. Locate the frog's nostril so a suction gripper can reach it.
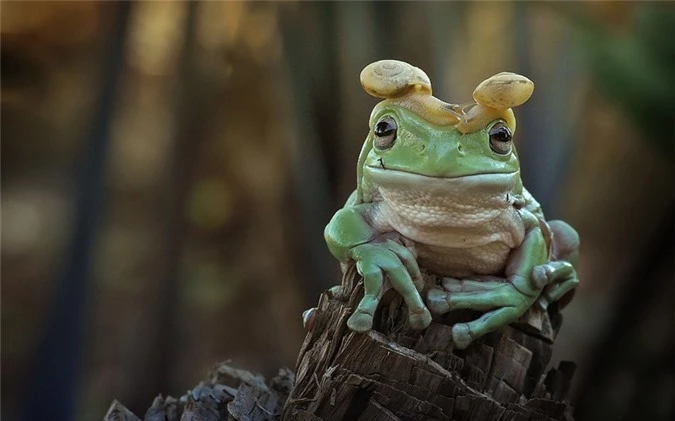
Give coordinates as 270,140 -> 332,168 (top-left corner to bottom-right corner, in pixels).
457,144 -> 464,154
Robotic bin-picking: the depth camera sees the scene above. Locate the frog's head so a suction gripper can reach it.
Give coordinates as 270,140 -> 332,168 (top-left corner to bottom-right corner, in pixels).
356,60 -> 534,202
364,105 -> 519,179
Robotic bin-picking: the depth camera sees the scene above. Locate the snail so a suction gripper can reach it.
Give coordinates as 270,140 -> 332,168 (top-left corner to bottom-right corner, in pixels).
473,72 -> 534,110
361,60 -> 460,126
456,72 -> 534,134
360,60 -> 432,98
360,60 -> 534,134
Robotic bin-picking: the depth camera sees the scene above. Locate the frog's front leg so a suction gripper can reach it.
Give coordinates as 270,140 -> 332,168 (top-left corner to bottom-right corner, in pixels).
324,205 -> 431,333
427,217 -> 549,349
348,241 -> 430,331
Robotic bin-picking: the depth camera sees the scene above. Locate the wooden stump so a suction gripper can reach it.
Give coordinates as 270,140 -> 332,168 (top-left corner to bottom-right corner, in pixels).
105,265 -> 576,420
104,364 -> 295,421
282,265 -> 576,421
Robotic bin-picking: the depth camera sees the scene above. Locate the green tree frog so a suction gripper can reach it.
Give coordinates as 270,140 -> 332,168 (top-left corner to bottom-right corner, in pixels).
323,60 -> 580,349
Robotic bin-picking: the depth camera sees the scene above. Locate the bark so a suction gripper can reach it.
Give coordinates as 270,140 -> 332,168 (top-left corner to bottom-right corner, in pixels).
283,265 -> 575,421
104,364 -> 295,421
105,265 -> 576,420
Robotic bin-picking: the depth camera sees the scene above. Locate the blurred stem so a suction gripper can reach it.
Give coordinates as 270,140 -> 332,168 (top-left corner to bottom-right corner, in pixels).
22,3 -> 133,421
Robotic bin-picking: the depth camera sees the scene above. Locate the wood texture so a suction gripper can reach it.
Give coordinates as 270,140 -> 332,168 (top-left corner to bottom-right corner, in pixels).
105,264 -> 575,420
283,265 -> 576,421
103,365 -> 294,421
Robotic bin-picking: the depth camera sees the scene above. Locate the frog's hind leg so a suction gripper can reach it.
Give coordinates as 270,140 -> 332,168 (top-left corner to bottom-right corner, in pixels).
452,306 -> 524,350
533,261 -> 579,309
549,220 -> 580,264
535,220 -> 580,309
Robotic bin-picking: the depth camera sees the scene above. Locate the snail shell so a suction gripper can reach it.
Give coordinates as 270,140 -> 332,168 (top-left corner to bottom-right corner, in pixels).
302,307 -> 317,332
473,72 -> 534,110
361,60 -> 432,98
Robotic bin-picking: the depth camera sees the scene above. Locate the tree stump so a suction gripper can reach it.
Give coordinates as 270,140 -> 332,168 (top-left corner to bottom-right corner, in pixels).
104,364 -> 295,421
104,265 -> 576,420
282,265 -> 576,421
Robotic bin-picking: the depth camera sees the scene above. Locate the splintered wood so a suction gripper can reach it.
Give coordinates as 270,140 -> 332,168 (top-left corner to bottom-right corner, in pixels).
283,265 -> 575,421
105,266 -> 575,420
104,364 -> 294,421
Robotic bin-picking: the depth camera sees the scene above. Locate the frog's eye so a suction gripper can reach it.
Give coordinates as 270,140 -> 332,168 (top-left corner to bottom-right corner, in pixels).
373,116 -> 397,150
488,122 -> 512,155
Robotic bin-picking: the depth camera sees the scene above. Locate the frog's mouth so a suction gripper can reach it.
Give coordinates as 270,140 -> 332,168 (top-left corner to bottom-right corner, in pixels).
364,166 -> 520,193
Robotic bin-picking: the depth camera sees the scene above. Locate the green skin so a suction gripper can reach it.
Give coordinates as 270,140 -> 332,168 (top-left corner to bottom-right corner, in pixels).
324,104 -> 579,349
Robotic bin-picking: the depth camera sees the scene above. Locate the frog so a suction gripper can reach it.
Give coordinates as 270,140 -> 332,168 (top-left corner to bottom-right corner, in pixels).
321,60 -> 580,350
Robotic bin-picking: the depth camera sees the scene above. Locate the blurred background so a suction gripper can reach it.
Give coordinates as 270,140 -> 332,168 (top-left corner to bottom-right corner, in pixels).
1,1 -> 673,420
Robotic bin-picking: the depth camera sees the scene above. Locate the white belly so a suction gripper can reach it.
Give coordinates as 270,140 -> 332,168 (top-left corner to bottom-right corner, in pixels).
415,241 -> 513,278
367,174 -> 526,277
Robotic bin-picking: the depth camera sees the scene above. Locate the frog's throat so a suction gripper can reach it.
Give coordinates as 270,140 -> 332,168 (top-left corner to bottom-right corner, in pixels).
362,166 -> 521,196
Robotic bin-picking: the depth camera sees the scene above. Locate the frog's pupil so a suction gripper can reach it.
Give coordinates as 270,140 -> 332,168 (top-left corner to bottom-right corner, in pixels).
489,125 -> 511,142
375,121 -> 394,136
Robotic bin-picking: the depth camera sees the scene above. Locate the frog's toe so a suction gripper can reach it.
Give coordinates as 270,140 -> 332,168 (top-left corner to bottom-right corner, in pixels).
328,285 -> 348,301
347,311 -> 374,333
426,288 -> 450,315
532,265 -> 549,289
408,307 -> 432,330
452,323 -> 474,350
531,261 -> 576,291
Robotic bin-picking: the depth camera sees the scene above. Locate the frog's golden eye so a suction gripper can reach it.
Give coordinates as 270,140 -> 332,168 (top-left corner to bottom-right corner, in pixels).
373,116 -> 397,150
488,122 -> 512,155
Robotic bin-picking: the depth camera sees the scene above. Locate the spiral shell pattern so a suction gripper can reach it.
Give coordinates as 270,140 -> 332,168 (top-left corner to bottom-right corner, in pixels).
360,60 -> 432,99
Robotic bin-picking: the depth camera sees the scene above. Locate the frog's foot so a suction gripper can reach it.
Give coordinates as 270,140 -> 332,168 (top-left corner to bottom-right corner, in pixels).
439,277 -> 506,293
327,284 -> 350,302
451,306 -> 525,350
348,294 -> 431,332
348,242 -> 431,332
427,288 -> 451,315
408,306 -> 432,330
347,293 -> 379,332
427,282 -> 532,349
532,261 -> 579,309
451,323 -> 473,350
426,282 -> 523,315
